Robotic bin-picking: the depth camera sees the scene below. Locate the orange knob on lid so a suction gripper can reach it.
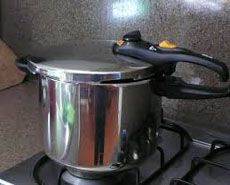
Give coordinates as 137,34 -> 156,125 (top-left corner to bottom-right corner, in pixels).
159,40 -> 177,48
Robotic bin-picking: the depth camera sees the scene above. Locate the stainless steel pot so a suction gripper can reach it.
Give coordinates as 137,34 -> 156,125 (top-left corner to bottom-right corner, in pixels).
16,32 -> 229,174
17,41 -> 162,173
39,76 -> 161,173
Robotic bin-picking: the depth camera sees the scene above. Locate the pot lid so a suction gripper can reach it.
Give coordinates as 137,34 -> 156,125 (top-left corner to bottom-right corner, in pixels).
26,40 -> 155,83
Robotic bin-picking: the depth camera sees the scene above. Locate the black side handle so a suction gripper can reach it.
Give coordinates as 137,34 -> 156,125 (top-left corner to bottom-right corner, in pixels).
15,56 -> 29,72
151,76 -> 230,99
113,30 -> 229,82
15,55 -> 44,73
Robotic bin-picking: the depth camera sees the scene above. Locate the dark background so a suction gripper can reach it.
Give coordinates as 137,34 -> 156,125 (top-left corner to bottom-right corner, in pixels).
0,0 -> 229,135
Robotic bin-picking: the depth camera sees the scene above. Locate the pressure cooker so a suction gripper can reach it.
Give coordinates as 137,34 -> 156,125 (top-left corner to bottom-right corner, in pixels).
16,31 -> 229,175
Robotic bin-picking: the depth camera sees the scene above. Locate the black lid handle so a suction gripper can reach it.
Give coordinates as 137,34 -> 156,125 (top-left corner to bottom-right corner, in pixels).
113,30 -> 229,82
114,31 -> 229,99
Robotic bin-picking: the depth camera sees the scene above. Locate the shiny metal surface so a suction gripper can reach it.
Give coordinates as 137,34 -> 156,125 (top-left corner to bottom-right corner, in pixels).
27,41 -> 155,83
39,76 -> 161,172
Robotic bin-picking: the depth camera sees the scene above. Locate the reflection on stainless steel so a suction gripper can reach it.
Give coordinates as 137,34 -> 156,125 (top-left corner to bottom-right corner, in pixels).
112,0 -> 148,18
184,0 -> 223,12
39,77 -> 161,173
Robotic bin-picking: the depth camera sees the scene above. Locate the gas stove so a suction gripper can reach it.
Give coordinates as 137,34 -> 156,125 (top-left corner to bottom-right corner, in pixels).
0,119 -> 229,185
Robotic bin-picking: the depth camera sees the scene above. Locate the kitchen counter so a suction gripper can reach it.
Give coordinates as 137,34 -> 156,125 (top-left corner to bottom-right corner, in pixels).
0,80 -> 43,172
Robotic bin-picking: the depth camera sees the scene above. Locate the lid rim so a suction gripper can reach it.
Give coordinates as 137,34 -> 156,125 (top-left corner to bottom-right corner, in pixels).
29,61 -> 155,83
25,40 -> 155,83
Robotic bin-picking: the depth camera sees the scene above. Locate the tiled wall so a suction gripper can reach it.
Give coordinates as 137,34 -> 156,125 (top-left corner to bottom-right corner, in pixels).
1,0 -> 230,134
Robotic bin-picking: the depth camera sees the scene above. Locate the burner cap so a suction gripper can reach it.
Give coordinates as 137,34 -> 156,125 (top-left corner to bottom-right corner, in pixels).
60,171 -> 128,185
33,155 -> 139,185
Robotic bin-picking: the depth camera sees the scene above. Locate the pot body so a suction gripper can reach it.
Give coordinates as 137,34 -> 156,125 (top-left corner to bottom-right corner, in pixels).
39,75 -> 161,173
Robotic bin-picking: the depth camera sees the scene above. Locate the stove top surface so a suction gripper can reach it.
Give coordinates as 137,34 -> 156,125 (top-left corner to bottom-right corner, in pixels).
0,120 -> 229,185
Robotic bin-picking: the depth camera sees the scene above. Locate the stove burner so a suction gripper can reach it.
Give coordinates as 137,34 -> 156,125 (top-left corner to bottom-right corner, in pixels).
33,156 -> 139,185
60,169 -> 139,185
32,120 -> 192,185
170,140 -> 230,185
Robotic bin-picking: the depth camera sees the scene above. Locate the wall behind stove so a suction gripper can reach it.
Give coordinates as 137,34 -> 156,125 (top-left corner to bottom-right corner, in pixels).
1,0 -> 230,134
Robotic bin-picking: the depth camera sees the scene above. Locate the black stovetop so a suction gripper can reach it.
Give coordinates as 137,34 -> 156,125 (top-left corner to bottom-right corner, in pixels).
0,120 -> 230,185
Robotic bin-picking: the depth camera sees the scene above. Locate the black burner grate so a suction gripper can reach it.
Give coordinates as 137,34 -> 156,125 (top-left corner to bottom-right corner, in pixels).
140,120 -> 192,185
170,140 -> 230,185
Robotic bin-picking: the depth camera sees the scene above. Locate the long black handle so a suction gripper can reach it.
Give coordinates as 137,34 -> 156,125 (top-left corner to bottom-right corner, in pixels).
151,76 -> 230,99
113,31 -> 229,82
